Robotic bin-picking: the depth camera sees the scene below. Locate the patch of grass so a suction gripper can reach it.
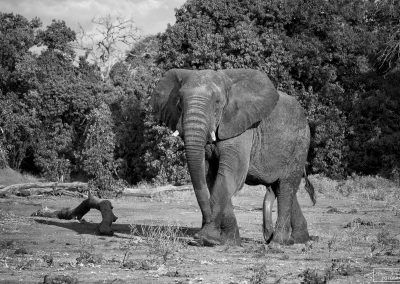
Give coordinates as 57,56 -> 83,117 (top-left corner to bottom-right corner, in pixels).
327,233 -> 339,259
75,237 -> 103,266
123,223 -> 187,266
343,217 -> 381,228
140,223 -> 187,263
0,210 -> 32,233
370,229 -> 400,256
152,189 -> 195,204
300,259 -> 362,284
249,244 -> 285,258
308,174 -> 340,198
0,167 -> 39,186
43,274 -> 78,284
76,250 -> 103,265
120,224 -> 145,267
78,237 -> 95,252
249,264 -> 271,284
300,268 -> 330,284
120,223 -> 188,273
311,174 -> 400,205
326,206 -> 342,214
342,219 -> 373,251
338,175 -> 399,202
328,258 -> 363,277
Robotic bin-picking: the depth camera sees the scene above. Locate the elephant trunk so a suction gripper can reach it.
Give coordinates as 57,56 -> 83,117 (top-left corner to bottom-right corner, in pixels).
183,97 -> 212,225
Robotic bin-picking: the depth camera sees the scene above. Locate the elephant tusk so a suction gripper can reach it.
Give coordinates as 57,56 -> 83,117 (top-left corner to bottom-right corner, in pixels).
211,131 -> 216,142
172,130 -> 180,137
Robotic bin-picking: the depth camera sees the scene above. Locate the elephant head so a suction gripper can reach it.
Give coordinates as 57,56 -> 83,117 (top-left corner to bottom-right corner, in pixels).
152,68 -> 279,224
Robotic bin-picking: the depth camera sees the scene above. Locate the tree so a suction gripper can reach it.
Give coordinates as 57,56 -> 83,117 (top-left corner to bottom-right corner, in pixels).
106,35 -> 191,185
0,13 -> 41,93
76,14 -> 141,80
374,1 -> 400,73
34,119 -> 72,181
0,90 -> 40,169
156,0 -> 400,178
82,102 -> 123,196
0,14 -> 106,179
36,20 -> 76,58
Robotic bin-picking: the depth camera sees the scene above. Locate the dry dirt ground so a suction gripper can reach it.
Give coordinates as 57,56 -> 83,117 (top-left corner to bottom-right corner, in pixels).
0,183 -> 399,284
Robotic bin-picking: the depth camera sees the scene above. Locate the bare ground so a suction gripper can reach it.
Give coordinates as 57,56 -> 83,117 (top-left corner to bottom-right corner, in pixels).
0,184 -> 399,284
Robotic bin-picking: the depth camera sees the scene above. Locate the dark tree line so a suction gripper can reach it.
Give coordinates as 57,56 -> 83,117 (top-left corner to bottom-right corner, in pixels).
1,0 -> 399,194
158,0 -> 400,179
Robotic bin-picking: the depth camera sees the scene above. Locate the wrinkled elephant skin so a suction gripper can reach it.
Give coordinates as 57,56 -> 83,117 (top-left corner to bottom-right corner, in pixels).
152,69 -> 315,246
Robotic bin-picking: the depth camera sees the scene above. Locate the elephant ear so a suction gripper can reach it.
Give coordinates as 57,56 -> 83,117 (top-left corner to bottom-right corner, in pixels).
152,69 -> 190,130
218,69 -> 279,140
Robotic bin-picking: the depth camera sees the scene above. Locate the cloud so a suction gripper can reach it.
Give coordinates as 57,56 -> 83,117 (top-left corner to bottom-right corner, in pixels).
0,0 -> 186,35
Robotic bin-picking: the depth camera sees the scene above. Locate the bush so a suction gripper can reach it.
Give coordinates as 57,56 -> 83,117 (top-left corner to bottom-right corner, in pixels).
82,103 -> 123,196
142,119 -> 190,186
0,142 -> 7,169
33,120 -> 72,181
157,0 -> 400,179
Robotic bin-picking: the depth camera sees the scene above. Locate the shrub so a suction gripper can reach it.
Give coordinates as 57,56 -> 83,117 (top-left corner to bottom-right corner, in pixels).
142,120 -> 190,186
0,142 -> 7,169
34,120 -> 72,181
82,103 -> 123,196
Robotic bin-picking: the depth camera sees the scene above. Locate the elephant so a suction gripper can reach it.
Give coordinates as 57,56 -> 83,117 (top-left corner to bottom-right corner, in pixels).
152,68 -> 315,246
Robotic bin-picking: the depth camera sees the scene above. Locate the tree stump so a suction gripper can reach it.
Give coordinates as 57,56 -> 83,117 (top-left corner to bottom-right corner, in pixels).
31,192 -> 118,235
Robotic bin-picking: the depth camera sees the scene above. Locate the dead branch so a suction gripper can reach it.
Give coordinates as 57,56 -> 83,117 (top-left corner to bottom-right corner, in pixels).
124,184 -> 192,198
0,182 -> 87,197
31,192 -> 117,235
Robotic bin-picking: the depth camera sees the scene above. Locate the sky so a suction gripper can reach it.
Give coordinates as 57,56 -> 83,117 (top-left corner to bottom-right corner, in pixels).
0,0 -> 187,35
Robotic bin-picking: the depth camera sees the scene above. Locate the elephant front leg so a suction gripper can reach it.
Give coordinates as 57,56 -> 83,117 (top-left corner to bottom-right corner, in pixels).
195,195 -> 240,246
195,133 -> 252,246
194,153 -> 221,246
194,175 -> 233,246
221,198 -> 241,245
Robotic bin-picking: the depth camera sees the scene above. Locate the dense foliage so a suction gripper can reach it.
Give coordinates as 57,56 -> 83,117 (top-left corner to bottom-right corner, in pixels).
1,0 -> 399,189
0,14 -> 122,194
158,0 -> 400,178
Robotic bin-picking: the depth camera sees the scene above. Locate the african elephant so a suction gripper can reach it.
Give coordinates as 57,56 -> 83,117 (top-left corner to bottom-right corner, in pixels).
152,68 -> 315,246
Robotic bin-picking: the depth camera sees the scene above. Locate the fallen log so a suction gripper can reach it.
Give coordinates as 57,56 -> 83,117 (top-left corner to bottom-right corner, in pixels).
31,192 -> 117,235
0,182 -> 87,197
124,184 -> 192,198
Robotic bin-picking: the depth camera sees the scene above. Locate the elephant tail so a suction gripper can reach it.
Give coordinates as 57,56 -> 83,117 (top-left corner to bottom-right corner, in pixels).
304,168 -> 316,205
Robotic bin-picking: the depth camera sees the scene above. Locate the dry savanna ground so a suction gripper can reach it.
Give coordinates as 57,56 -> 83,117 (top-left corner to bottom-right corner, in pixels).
0,174 -> 400,283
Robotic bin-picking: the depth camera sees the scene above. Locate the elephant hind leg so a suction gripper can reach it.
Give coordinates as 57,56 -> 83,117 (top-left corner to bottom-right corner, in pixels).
272,176 -> 302,245
290,194 -> 310,243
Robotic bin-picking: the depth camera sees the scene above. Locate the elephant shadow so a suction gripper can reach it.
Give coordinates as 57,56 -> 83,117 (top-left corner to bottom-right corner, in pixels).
33,218 -> 259,244
33,218 -> 200,239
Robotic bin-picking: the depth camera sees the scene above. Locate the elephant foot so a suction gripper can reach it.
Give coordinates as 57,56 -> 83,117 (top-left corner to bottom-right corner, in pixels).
272,231 -> 294,246
220,212 -> 241,246
194,223 -> 222,247
291,230 -> 310,244
221,226 -> 241,246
